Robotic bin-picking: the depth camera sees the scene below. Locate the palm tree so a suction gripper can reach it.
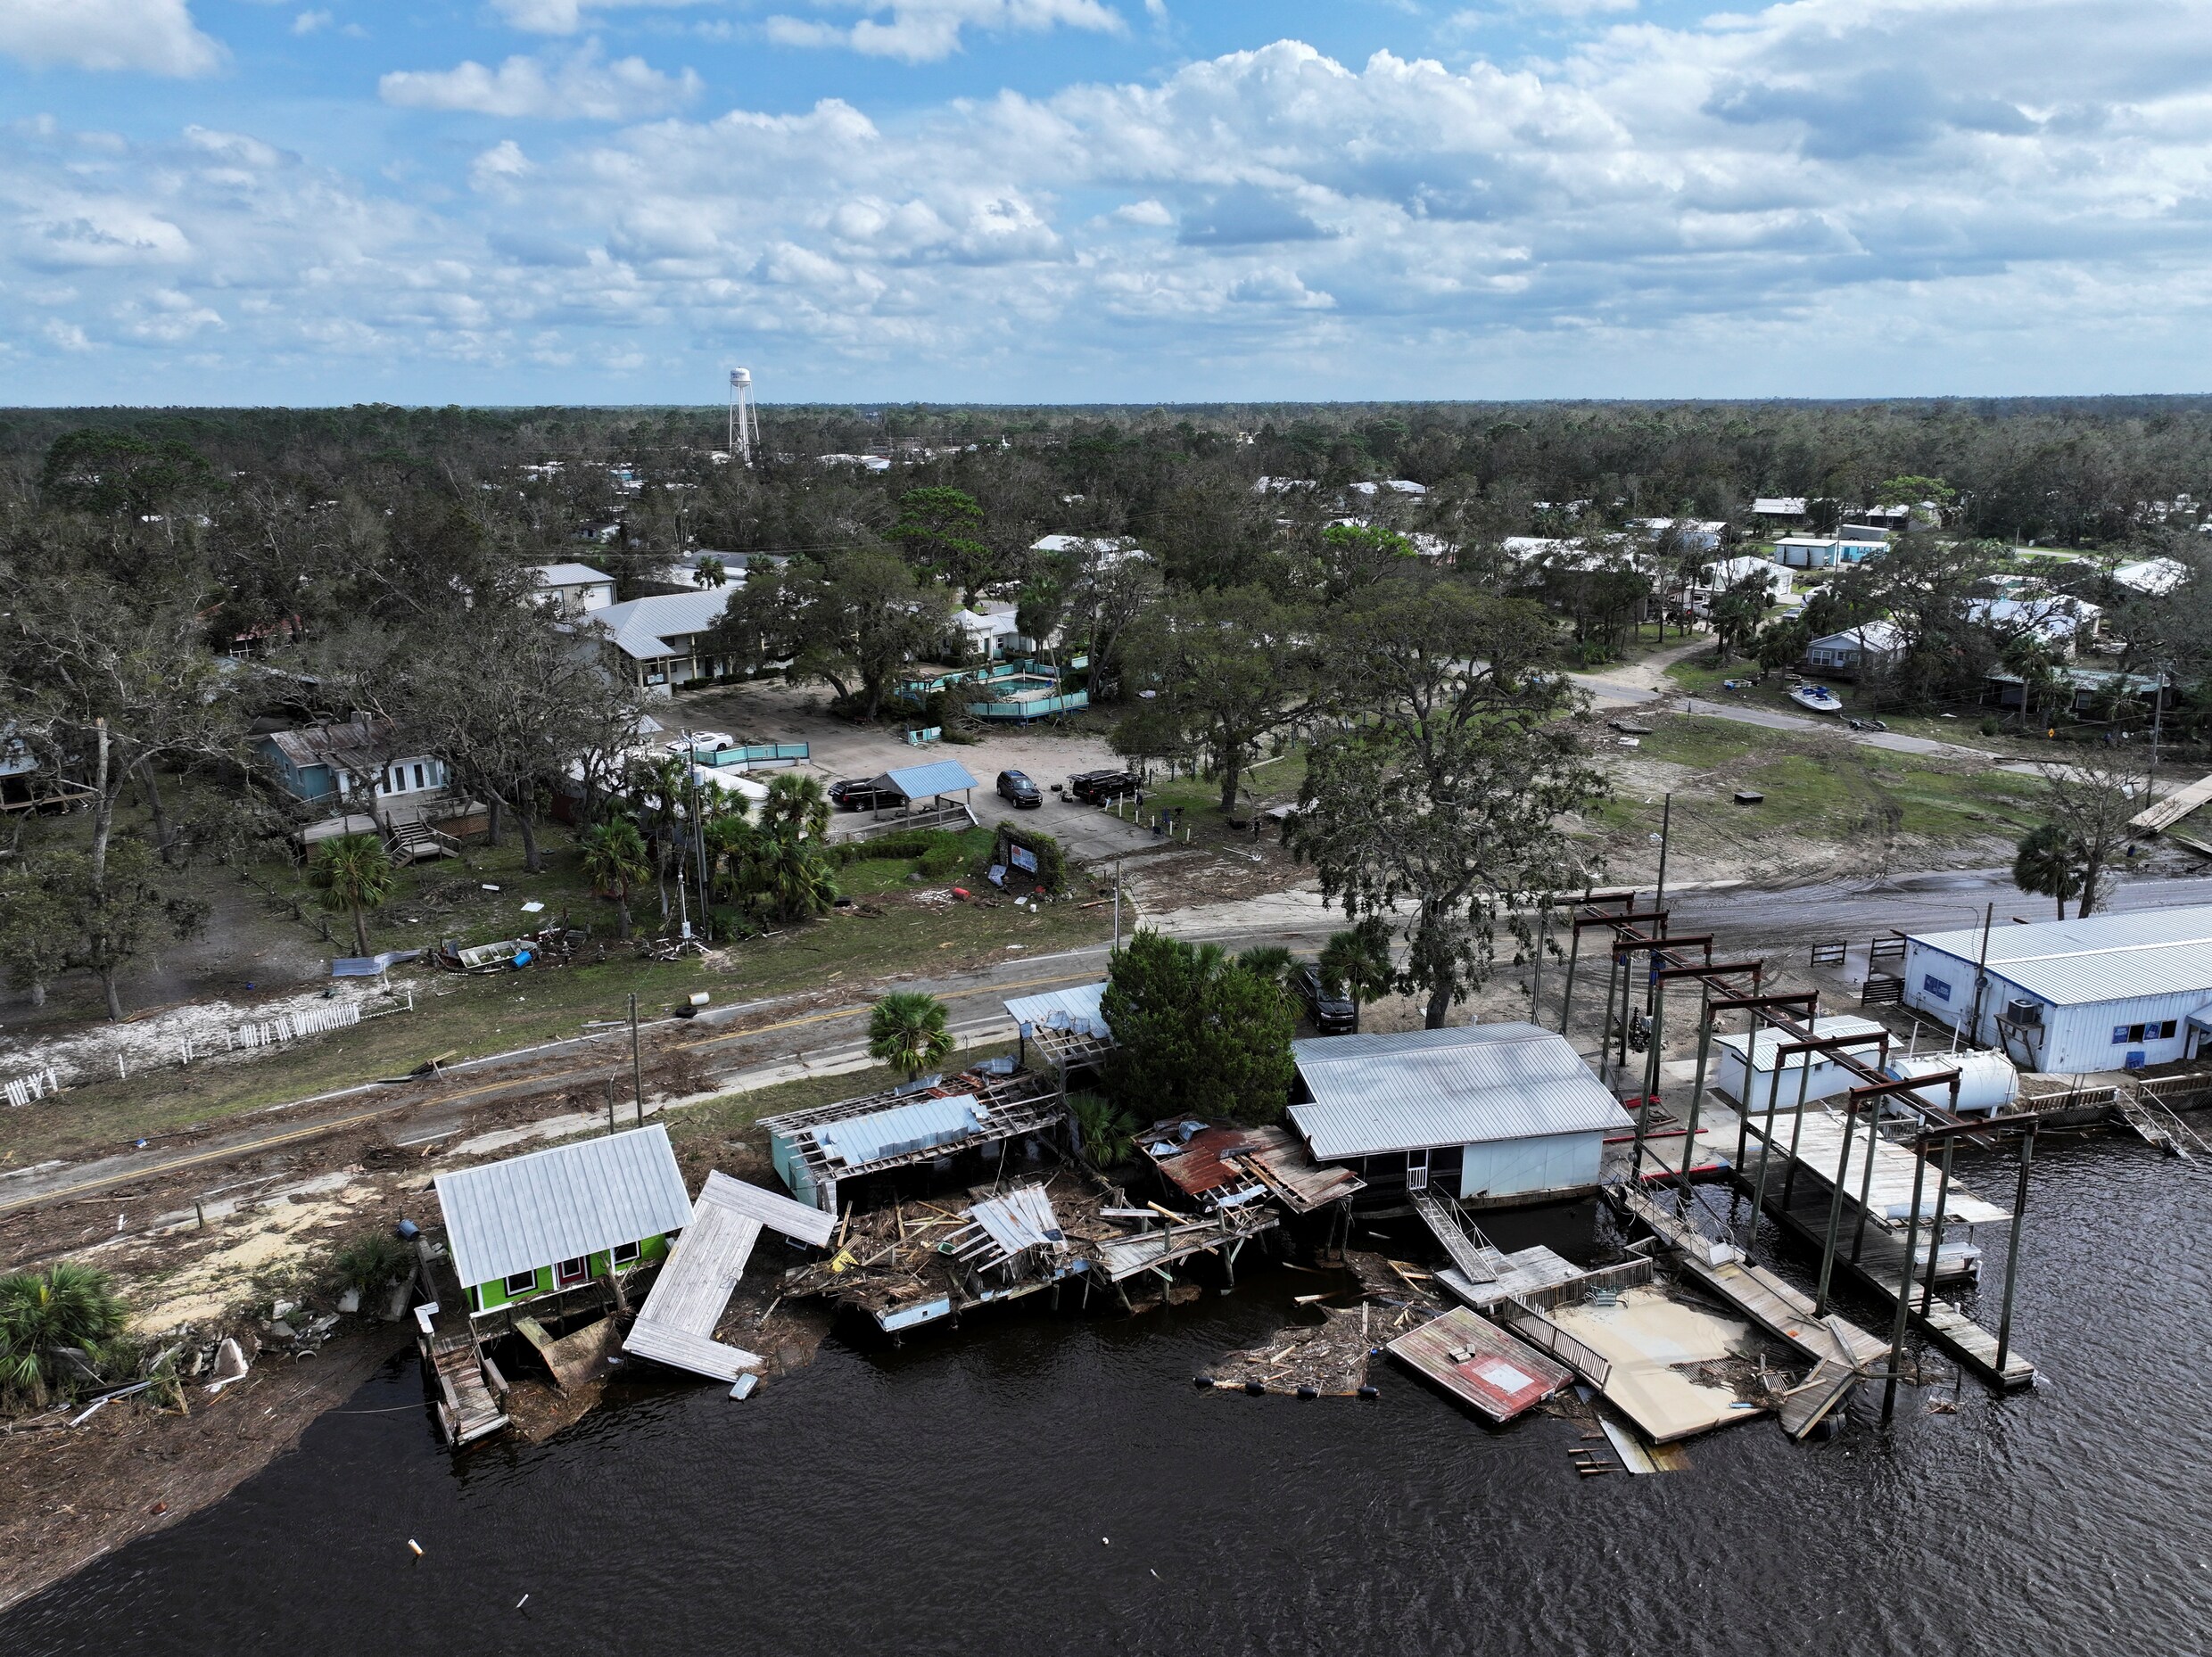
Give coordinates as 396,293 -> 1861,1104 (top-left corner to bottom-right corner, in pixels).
1234,944 -> 1296,985
759,772 -> 830,839
307,832 -> 396,956
580,817 -> 652,939
868,991 -> 953,1080
0,1263 -> 127,1406
2013,820 -> 2084,919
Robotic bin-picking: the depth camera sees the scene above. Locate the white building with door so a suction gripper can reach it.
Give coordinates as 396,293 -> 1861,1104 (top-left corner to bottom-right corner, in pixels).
1287,1024 -> 1632,1208
526,562 -> 615,617
1902,905 -> 2212,1073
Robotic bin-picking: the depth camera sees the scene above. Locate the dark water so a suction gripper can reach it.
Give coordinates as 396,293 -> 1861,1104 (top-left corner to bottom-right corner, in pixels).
11,1137 -> 2212,1657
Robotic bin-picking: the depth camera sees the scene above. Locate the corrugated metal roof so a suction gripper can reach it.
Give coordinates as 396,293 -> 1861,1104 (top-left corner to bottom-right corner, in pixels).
529,562 -> 613,587
1911,904 -> 2212,1006
881,760 -> 978,799
814,1093 -> 983,1167
1714,1015 -> 1890,1070
1288,1023 -> 1631,1160
1003,981 -> 1111,1039
588,589 -> 735,661
433,1125 -> 692,1290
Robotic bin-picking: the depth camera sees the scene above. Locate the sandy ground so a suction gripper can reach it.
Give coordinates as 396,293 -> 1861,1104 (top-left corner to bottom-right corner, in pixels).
0,977 -> 413,1093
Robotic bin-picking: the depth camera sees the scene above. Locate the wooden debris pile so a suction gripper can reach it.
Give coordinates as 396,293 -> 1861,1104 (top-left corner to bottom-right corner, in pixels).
1200,1303 -> 1409,1397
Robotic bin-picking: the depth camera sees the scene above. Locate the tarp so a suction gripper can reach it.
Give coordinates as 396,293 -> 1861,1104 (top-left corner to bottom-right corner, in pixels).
330,949 -> 422,977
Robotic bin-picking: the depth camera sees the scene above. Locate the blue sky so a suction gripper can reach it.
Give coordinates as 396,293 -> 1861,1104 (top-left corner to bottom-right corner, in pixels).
3,0 -> 2210,405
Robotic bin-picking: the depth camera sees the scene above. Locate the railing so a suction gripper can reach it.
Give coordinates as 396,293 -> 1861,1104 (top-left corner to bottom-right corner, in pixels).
681,741 -> 810,769
1499,1301 -> 1613,1389
835,802 -> 978,841
968,690 -> 1089,721
1511,1257 -> 1657,1315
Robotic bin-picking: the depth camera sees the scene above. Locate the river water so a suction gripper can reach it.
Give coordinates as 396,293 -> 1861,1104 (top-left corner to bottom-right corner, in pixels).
10,1134 -> 2212,1657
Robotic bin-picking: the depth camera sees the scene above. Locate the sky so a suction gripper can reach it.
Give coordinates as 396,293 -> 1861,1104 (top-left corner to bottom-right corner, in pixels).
2,0 -> 2211,406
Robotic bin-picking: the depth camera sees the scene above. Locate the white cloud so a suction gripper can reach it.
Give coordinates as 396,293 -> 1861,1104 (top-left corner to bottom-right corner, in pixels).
293,10 -> 332,34
489,0 -> 715,36
0,0 -> 223,76
766,0 -> 1126,63
380,45 -> 701,121
8,2 -> 2212,399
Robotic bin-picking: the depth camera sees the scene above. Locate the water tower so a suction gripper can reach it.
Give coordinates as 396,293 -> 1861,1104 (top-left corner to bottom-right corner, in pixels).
727,367 -> 760,466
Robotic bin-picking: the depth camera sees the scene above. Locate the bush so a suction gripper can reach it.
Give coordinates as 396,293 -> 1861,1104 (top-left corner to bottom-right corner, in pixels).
829,828 -> 968,867
1069,1092 -> 1140,1168
995,823 -> 1068,893
0,1263 -> 128,1405
324,1232 -> 416,1297
918,841 -> 962,878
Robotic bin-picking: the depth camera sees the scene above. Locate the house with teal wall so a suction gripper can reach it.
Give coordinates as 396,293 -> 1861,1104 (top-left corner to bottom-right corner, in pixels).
433,1125 -> 694,1320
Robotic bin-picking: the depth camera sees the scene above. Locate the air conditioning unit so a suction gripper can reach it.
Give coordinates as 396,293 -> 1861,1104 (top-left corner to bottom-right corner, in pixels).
2005,997 -> 2043,1026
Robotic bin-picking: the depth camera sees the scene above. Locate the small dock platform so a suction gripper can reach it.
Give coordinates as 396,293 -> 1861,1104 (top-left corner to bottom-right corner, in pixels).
1742,1110 -> 2004,1282
1389,1307 -> 1574,1423
624,1172 -> 835,1383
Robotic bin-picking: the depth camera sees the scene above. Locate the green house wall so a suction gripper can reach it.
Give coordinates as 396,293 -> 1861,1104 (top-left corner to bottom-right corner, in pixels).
466,1232 -> 671,1314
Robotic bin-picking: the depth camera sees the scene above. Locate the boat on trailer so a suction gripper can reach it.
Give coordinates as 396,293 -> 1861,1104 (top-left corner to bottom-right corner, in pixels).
1789,683 -> 1844,713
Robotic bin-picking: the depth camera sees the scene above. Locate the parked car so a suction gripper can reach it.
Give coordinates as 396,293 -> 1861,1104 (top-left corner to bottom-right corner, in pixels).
1293,963 -> 1359,1035
664,730 -> 734,756
1068,769 -> 1140,804
996,769 -> 1042,808
830,778 -> 895,812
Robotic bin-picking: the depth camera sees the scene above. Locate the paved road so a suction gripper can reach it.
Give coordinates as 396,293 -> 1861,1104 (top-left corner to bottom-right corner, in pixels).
11,862 -> 2212,1217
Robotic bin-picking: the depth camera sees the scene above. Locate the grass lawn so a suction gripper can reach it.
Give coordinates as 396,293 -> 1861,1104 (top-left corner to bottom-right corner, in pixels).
7,888 -> 1111,1166
1605,713 -> 2048,848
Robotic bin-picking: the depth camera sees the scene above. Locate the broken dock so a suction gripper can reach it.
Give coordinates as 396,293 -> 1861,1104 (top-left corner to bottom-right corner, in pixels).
623,1172 -> 836,1382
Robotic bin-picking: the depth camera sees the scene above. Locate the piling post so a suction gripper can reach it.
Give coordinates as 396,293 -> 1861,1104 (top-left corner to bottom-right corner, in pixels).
1850,1106 -> 1881,1262
1529,901 -> 1548,1026
1630,979 -> 1666,1182
1881,1142 -> 1930,1422
1780,1051 -> 1815,1207
1747,1055 -> 1789,1257
630,993 -> 644,1126
1614,944 -> 1637,1076
1557,917 -> 1583,1036
1995,1124 -> 2036,1372
606,1076 -> 616,1137
1813,1099 -> 1858,1315
1597,946 -> 1621,1083
1676,992 -> 1715,1206
1918,1136 -> 1958,1316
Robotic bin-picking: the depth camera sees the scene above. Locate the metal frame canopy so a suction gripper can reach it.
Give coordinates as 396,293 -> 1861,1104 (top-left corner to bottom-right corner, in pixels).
874,760 -> 980,804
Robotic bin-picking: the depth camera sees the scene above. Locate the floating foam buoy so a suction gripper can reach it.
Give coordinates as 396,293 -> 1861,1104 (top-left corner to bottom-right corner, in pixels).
407,1539 -> 423,1557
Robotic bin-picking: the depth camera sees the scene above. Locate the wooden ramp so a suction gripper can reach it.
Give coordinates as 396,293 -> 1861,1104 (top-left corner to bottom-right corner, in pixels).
1776,1318 -> 1869,1439
623,1171 -> 836,1383
2132,770 -> 2212,834
426,1330 -> 509,1446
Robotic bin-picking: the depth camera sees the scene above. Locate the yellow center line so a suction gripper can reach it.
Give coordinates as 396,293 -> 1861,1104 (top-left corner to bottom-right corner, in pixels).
1,966 -> 1105,1216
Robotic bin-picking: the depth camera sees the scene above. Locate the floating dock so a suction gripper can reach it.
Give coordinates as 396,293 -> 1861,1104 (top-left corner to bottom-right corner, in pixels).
1388,1307 -> 1575,1423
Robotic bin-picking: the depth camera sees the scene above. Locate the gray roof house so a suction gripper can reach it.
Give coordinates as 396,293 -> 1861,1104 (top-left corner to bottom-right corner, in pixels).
582,588 -> 739,693
1287,1023 -> 1632,1208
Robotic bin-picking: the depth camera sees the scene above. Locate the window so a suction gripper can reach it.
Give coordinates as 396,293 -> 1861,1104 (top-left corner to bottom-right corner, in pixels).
612,1241 -> 640,1265
556,1256 -> 590,1288
503,1270 -> 537,1297
2114,1021 -> 2179,1044
413,763 -> 426,791
1922,975 -> 1953,1002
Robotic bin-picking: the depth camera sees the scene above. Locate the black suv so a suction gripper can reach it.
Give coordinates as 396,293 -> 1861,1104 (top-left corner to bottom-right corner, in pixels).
829,778 -> 894,811
1068,769 -> 1139,804
1293,963 -> 1359,1035
996,769 -> 1042,809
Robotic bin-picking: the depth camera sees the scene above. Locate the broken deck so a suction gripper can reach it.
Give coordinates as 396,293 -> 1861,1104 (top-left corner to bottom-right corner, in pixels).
1390,1307 -> 1575,1423
623,1172 -> 835,1382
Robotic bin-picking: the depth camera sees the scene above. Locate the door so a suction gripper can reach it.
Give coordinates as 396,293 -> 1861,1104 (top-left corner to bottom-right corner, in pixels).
555,1256 -> 590,1289
1406,1149 -> 1429,1192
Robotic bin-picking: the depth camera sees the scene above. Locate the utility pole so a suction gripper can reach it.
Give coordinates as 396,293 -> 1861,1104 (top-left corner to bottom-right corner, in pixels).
1112,856 -> 1123,952
629,993 -> 644,1126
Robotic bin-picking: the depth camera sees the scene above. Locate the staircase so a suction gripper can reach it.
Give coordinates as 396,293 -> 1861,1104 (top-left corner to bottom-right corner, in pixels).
2113,1081 -> 2201,1158
1409,1185 -> 1513,1284
386,820 -> 461,866
425,1330 -> 509,1446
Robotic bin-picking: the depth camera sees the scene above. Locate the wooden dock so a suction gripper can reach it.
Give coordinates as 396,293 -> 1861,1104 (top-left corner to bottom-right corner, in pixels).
1742,1111 -> 2003,1280
624,1171 -> 835,1383
1612,1186 -> 1887,1369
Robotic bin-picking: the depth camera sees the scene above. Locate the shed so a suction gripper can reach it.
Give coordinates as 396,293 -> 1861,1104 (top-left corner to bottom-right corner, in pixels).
759,1068 -> 1069,1212
1287,1023 -> 1633,1208
433,1125 -> 693,1320
1004,981 -> 1113,1071
1902,905 -> 2212,1073
1713,1015 -> 1891,1109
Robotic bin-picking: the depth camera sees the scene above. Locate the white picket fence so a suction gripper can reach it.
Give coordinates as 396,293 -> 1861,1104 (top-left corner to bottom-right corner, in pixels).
180,1000 -> 365,1065
4,1067 -> 62,1109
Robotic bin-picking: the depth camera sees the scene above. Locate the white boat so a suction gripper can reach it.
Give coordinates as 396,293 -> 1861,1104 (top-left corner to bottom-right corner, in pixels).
1789,684 -> 1844,713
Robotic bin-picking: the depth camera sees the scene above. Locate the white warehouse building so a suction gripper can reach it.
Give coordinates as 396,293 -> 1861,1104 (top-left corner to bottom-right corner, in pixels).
1902,906 -> 2212,1074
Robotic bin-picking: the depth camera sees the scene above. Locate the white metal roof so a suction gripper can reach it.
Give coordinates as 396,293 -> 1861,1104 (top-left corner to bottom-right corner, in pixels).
1714,1015 -> 1891,1071
1911,904 -> 2212,1007
588,589 -> 736,661
1808,620 -> 1906,653
529,562 -> 613,588
1288,1022 -> 1632,1160
434,1125 -> 693,1290
1752,497 -> 1807,515
1003,981 -> 1111,1039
